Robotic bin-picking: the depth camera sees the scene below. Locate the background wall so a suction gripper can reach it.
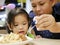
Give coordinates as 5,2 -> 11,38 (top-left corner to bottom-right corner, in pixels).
26,0 -> 32,13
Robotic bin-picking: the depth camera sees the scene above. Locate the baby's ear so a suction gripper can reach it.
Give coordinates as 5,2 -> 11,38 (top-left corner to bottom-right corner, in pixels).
7,23 -> 12,31
51,0 -> 57,6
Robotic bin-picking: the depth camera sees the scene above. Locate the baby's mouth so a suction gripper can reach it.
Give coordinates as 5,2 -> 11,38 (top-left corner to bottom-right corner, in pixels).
19,31 -> 25,34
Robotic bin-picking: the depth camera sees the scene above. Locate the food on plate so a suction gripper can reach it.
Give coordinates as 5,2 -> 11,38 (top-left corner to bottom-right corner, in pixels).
0,32 -> 27,43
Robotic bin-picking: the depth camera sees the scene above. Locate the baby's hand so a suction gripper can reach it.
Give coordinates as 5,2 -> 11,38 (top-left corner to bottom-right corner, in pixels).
33,14 -> 56,31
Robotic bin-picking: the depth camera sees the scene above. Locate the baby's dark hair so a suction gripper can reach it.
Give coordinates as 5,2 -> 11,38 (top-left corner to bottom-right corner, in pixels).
7,8 -> 31,33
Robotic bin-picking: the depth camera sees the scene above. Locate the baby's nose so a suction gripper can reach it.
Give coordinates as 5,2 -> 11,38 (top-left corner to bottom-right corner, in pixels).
17,25 -> 23,30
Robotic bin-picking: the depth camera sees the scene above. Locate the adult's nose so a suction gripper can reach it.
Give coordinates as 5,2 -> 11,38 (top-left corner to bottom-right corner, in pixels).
36,5 -> 41,12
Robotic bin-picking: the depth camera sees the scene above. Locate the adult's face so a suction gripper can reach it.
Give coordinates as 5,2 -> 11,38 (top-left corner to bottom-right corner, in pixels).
31,0 -> 54,16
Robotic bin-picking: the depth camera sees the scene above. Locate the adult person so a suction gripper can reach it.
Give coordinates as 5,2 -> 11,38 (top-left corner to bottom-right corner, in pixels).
30,0 -> 60,39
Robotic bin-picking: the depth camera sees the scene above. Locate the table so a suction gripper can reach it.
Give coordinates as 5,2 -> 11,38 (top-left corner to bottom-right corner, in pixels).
31,38 -> 60,45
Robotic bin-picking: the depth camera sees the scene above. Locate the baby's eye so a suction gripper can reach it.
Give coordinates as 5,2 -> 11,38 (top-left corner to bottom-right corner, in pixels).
14,24 -> 18,26
23,23 -> 27,25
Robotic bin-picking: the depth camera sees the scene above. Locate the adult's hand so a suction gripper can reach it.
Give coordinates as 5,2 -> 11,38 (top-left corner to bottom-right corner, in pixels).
33,14 -> 56,31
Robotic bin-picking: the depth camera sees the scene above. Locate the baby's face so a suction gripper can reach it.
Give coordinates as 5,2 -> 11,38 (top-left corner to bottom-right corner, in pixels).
11,14 -> 29,35
31,0 -> 54,16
